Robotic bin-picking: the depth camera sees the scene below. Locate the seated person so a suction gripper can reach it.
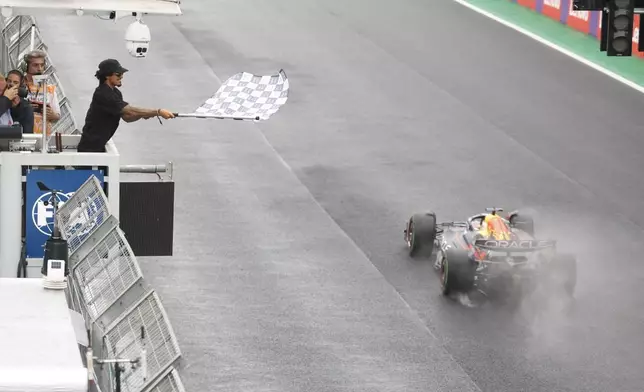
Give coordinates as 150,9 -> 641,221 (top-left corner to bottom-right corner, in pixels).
7,70 -> 34,133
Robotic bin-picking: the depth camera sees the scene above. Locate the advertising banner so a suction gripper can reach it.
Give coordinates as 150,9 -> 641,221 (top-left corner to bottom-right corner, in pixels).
563,0 -> 591,35
25,169 -> 104,259
516,0 -> 538,10
540,0 -> 564,22
632,15 -> 644,58
511,0 -> 643,59
597,7 -> 603,39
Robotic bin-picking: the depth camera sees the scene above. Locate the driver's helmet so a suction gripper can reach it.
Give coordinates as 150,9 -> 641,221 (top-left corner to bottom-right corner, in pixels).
481,214 -> 512,240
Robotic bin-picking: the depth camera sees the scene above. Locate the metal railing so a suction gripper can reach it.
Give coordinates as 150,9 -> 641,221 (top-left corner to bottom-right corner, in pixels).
59,175 -> 186,392
1,15 -> 79,135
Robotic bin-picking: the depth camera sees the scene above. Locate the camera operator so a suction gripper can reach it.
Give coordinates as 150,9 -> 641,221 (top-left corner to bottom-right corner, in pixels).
77,59 -> 175,153
7,70 -> 34,134
0,74 -> 19,125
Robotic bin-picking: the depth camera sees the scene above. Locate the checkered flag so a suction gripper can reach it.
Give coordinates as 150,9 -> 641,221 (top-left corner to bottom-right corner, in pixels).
175,69 -> 290,121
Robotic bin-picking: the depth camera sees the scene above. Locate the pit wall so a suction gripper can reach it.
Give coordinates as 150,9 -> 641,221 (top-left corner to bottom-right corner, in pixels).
512,0 -> 643,58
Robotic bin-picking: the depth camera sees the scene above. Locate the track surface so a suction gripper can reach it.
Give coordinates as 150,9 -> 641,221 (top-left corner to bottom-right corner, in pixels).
38,0 -> 644,391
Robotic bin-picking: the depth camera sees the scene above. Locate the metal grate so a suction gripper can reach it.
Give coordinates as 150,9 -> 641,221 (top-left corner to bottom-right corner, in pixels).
143,368 -> 186,392
44,69 -> 67,101
1,16 -> 33,47
104,291 -> 182,392
73,227 -> 143,321
8,32 -> 43,62
1,17 -> 19,45
57,176 -> 110,255
52,108 -> 77,135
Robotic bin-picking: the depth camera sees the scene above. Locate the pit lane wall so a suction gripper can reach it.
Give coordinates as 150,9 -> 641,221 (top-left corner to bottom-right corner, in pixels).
512,0 -> 644,58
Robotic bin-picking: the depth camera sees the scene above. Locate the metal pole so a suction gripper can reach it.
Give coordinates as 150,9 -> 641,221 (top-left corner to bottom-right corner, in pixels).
30,23 -> 36,51
119,164 -> 168,173
41,77 -> 48,153
0,17 -> 7,72
114,364 -> 122,392
173,113 -> 260,121
51,190 -> 60,238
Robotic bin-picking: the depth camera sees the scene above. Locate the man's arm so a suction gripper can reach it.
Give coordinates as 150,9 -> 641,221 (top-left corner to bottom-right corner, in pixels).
0,96 -> 11,114
121,105 -> 159,123
93,91 -> 174,122
0,86 -> 17,113
46,90 -> 61,122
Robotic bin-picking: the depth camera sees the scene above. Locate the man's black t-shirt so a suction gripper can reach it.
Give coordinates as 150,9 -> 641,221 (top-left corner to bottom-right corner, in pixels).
77,83 -> 129,152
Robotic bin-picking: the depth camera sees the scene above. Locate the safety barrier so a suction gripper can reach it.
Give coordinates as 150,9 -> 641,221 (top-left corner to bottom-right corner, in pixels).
512,0 -> 644,58
58,175 -> 186,392
0,15 -> 80,134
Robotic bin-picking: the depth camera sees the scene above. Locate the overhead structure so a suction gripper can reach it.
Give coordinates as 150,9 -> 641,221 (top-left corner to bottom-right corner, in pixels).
0,0 -> 182,17
572,0 -> 644,56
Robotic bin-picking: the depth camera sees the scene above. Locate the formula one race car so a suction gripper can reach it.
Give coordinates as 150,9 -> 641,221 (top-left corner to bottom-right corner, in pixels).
403,208 -> 577,301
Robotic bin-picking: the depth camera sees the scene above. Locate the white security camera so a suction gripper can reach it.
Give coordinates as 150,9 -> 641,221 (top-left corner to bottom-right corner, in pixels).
125,19 -> 151,58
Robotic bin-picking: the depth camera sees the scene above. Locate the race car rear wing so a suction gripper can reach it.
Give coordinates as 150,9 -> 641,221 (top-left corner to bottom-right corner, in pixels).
474,239 -> 556,252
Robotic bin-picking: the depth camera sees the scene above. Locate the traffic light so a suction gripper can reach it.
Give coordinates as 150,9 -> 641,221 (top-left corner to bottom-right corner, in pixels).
606,0 -> 635,56
571,0 -> 606,10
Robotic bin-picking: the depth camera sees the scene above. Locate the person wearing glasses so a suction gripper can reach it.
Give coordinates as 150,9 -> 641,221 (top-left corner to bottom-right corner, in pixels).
76,59 -> 175,153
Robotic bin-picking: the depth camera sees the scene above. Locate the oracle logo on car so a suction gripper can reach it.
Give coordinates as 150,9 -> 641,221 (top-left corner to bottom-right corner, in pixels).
476,239 -> 555,249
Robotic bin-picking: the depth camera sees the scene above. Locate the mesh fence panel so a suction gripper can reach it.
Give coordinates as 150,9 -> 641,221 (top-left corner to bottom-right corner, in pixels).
57,175 -> 186,392
73,227 -> 143,321
143,369 -> 186,392
104,292 -> 182,392
57,176 -> 110,256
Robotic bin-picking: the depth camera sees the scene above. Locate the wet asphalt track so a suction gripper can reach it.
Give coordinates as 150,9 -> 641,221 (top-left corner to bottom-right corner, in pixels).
37,0 -> 644,391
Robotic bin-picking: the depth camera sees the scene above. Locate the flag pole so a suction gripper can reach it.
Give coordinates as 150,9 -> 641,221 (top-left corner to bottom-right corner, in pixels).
172,113 -> 261,121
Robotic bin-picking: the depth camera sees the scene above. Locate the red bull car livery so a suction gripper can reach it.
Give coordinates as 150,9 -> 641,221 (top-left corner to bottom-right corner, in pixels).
403,207 -> 577,303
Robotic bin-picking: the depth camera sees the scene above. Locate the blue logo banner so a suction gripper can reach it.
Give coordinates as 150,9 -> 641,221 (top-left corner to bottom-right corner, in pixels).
25,169 -> 104,259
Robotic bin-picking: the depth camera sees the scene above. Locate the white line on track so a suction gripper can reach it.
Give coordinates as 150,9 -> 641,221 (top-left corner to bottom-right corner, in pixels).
451,0 -> 644,95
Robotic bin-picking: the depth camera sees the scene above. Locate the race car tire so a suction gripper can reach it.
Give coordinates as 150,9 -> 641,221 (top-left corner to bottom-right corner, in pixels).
440,248 -> 476,296
406,212 -> 436,258
509,212 -> 535,236
550,253 -> 577,297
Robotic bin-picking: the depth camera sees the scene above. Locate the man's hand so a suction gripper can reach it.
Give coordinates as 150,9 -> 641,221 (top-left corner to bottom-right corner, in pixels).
45,105 -> 61,121
3,85 -> 17,100
158,109 -> 175,120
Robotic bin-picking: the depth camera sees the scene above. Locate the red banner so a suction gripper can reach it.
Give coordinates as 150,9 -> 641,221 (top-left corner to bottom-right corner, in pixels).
566,1 -> 591,34
516,0 -> 537,10
632,15 -> 644,58
541,0 -> 563,22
